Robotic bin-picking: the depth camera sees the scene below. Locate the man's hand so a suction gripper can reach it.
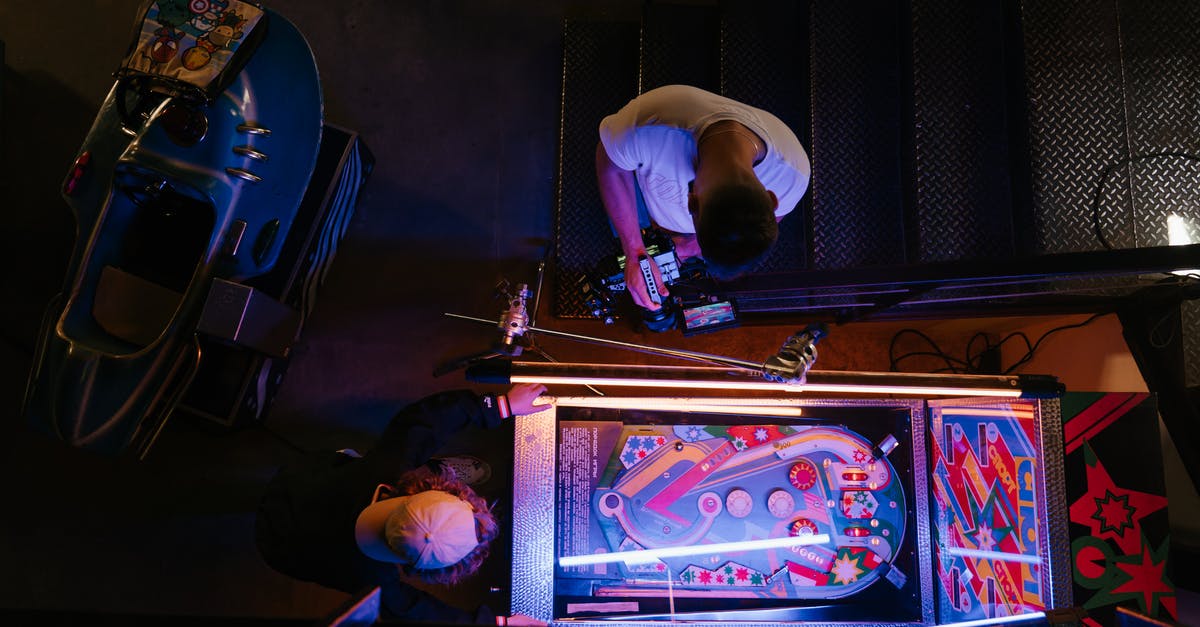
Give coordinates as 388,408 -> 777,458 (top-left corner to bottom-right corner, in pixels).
670,234 -> 702,261
506,383 -> 549,416
596,141 -> 672,311
624,253 -> 670,311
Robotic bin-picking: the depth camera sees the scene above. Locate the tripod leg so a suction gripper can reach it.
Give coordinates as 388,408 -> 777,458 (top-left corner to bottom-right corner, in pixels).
433,350 -> 501,378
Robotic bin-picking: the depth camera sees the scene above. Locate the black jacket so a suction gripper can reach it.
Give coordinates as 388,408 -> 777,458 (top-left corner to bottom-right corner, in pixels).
255,390 -> 504,623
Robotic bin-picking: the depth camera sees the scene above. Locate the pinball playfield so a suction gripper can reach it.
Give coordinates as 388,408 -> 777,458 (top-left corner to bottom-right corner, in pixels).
510,397 -> 1071,625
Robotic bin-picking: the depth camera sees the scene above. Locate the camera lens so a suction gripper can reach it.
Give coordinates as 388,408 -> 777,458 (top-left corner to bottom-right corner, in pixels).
641,304 -> 676,333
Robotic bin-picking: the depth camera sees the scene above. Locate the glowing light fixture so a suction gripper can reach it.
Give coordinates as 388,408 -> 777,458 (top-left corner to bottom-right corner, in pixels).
551,396 -> 806,416
559,534 -> 832,567
470,362 -> 1063,399
1167,213 -> 1199,277
945,546 -> 1041,565
936,612 -> 1048,627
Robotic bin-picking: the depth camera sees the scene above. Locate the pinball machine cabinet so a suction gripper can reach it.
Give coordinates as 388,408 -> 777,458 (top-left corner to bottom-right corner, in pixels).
510,396 -> 1070,625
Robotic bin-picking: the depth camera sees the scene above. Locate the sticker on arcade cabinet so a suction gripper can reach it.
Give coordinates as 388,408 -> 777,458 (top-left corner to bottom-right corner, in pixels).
124,1 -> 266,86
929,402 -> 1047,624
556,421 -> 624,577
1062,392 -> 1174,626
555,420 -> 909,600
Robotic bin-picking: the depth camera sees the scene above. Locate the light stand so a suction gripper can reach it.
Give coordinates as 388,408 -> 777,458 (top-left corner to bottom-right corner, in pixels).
444,275 -> 1064,398
434,262 -> 602,396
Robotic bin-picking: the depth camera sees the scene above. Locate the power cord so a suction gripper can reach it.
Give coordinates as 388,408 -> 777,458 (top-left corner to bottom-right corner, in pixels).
888,329 -> 973,374
997,313 -> 1105,374
1091,151 -> 1200,251
889,313 -> 1108,375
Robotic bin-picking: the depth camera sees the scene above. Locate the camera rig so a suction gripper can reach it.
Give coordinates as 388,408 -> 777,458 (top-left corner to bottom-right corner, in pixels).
579,229 -> 740,335
447,268 -> 827,385
434,275 -> 542,378
495,281 -> 532,356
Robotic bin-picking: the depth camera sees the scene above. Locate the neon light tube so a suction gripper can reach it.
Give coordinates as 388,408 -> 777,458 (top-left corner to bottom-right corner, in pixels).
516,375 -> 1024,397
467,361 -> 1063,398
559,534 -> 832,567
945,547 -> 1042,564
936,611 -> 1047,627
551,396 -> 806,416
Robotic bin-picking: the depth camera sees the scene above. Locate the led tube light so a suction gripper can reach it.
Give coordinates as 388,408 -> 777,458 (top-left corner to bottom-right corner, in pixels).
468,361 -> 1063,398
559,534 -> 832,567
550,396 -> 806,416
936,612 -> 1048,627
944,547 -> 1042,564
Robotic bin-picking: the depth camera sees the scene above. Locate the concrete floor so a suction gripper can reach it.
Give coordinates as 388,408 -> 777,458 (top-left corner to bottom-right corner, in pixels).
0,0 -> 572,619
0,1 -> 1196,624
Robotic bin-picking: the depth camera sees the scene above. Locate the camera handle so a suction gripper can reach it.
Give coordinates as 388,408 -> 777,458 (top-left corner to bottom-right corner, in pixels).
638,254 -> 664,305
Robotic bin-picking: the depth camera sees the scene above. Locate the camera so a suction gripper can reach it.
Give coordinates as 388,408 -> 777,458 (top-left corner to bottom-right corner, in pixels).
580,230 -> 739,335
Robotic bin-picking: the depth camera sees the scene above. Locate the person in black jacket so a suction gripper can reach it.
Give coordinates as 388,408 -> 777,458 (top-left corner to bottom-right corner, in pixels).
255,383 -> 549,625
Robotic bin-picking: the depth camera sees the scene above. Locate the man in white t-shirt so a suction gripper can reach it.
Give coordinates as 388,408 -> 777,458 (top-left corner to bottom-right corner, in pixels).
596,85 -> 811,311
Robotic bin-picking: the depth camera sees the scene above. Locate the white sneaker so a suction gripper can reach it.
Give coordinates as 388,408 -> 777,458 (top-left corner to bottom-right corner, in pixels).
431,455 -> 492,486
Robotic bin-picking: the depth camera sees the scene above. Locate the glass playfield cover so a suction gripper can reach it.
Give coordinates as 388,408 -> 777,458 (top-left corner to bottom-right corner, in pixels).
513,399 -> 937,625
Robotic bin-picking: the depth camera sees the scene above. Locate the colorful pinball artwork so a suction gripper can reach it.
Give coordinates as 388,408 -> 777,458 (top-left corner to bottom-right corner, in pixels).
929,401 -> 1047,623
555,421 -> 910,601
1062,392 -> 1175,626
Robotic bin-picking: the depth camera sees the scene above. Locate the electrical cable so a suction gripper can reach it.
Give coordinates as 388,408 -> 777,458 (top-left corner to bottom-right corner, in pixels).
965,331 -> 996,373
890,314 -> 1108,377
1002,313 -> 1106,374
888,329 -> 971,374
1148,306 -> 1179,350
1091,151 -> 1200,251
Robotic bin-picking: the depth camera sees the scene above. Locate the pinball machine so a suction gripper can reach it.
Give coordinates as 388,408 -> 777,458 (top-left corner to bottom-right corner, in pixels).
503,392 -> 1070,626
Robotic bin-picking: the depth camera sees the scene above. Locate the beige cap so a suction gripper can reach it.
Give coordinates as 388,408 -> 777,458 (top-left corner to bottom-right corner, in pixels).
354,490 -> 478,569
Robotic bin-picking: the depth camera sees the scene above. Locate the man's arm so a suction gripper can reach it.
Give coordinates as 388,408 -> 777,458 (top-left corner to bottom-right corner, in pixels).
368,384 -> 549,472
368,390 -> 502,472
595,141 -> 668,310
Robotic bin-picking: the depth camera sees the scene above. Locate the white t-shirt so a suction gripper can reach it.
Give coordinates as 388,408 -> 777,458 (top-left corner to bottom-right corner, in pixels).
598,85 -> 811,234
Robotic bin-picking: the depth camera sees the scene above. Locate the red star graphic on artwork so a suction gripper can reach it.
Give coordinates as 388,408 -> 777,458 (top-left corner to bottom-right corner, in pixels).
1092,490 -> 1135,535
1068,443 -> 1167,554
655,436 -> 666,446
853,449 -> 869,463
1110,541 -> 1173,616
636,450 -> 647,459
698,570 -> 713,584
735,567 -> 749,582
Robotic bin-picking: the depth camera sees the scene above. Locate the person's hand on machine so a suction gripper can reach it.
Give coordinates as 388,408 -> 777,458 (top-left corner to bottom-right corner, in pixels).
504,383 -> 550,416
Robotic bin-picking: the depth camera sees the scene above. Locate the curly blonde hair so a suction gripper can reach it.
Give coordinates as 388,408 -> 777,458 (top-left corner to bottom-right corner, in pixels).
387,467 -> 499,585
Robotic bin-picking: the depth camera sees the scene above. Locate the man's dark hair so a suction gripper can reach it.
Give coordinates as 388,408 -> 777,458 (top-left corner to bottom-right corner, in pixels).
695,183 -> 778,280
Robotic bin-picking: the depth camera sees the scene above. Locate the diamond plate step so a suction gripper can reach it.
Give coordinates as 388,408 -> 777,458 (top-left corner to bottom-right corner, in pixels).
909,0 -> 1020,262
808,2 -> 906,270
718,0 -> 809,273
640,2 -> 721,93
553,19 -> 640,318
